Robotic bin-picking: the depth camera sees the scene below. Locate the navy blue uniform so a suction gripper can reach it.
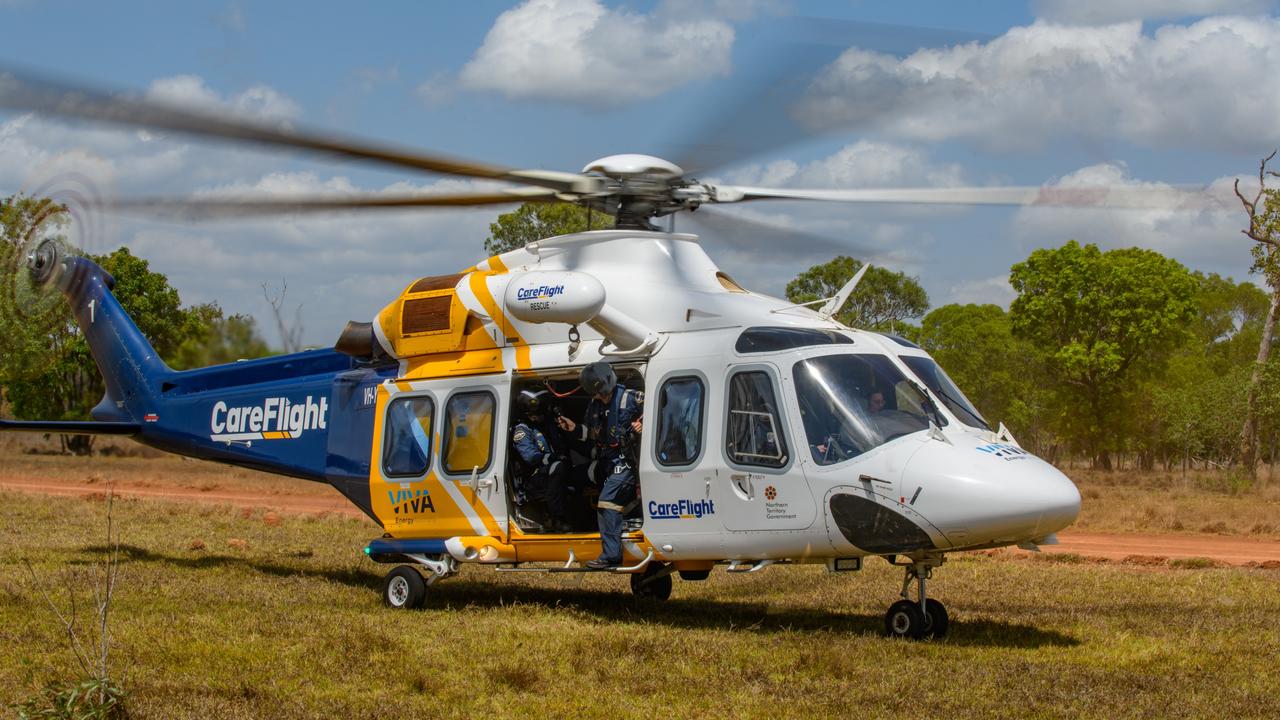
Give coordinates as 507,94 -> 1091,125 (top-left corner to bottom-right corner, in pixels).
512,417 -> 572,523
575,385 -> 643,564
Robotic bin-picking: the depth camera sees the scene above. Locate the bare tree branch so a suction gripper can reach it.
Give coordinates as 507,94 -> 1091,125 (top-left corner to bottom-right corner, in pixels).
262,279 -> 304,353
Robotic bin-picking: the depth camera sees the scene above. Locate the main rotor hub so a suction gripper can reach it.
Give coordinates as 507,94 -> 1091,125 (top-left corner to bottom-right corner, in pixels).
582,154 -> 684,178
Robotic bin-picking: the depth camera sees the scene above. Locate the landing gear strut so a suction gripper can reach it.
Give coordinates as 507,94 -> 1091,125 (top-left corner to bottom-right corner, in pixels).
883,556 -> 948,640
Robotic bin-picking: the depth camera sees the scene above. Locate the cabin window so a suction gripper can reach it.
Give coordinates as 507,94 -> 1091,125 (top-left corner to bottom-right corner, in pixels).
725,371 -> 789,468
655,376 -> 705,468
382,396 -> 435,478
442,391 -> 496,475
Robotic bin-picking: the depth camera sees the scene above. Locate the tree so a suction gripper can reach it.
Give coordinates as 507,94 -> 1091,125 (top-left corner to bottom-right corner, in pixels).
913,304 -> 1043,436
483,202 -> 613,255
785,256 -> 928,332
1009,241 -> 1197,469
1233,151 -> 1280,478
173,311 -> 271,369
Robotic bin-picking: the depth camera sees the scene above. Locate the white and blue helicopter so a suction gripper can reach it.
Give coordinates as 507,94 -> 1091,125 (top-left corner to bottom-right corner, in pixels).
2,69 -> 1203,639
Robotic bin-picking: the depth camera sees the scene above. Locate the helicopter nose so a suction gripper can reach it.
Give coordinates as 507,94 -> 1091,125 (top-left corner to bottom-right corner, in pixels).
904,441 -> 1081,547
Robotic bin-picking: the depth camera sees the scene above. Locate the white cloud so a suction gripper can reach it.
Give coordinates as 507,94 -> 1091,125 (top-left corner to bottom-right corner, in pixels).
1032,0 -> 1274,24
724,140 -> 965,189
145,75 -> 300,121
457,0 -> 735,108
1010,162 -> 1254,277
796,16 -> 1280,153
945,275 -> 1016,307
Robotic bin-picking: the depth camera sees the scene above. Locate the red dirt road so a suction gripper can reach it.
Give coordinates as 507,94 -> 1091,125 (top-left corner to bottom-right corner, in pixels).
1024,531 -> 1280,566
4,472 -> 1279,567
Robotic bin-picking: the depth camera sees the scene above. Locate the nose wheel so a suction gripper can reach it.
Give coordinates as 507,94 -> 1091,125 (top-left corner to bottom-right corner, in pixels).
883,557 -> 948,640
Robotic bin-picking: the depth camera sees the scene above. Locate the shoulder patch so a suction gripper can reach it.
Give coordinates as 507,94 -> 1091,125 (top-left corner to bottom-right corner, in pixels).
513,429 -> 528,441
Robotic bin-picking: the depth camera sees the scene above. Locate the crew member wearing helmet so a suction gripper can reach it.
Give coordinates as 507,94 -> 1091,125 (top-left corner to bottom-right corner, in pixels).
558,361 -> 644,570
512,389 -> 574,533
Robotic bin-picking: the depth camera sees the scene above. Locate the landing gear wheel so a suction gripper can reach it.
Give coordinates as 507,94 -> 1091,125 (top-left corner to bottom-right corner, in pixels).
923,598 -> 949,639
884,599 -> 926,639
382,565 -> 426,609
630,563 -> 673,601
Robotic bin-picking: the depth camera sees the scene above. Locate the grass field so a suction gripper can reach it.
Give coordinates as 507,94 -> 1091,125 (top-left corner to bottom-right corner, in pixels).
2,490 -> 1278,719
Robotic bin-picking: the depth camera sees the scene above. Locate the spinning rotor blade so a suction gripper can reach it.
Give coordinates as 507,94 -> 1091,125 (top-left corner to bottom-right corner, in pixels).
0,68 -> 598,194
109,188 -> 560,220
708,184 -> 1230,211
683,204 -> 877,260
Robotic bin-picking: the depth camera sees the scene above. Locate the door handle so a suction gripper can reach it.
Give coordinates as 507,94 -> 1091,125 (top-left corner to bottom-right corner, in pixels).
467,466 -> 495,492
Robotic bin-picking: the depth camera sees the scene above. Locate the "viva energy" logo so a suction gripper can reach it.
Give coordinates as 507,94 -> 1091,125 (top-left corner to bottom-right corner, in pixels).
210,396 -> 328,442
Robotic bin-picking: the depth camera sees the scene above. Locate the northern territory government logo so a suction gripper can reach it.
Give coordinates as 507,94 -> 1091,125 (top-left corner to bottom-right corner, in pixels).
210,396 -> 328,442
648,498 -> 716,520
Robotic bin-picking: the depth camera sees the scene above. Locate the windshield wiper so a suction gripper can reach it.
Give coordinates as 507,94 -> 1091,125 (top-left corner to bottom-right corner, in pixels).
906,380 -> 947,428
927,383 -> 990,431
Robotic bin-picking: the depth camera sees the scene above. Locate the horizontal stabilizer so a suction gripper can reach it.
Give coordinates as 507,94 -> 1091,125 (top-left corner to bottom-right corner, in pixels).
0,419 -> 141,435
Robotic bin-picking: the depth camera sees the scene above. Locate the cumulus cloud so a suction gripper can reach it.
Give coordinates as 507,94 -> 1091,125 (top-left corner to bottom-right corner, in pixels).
457,0 -> 735,108
145,75 -> 301,121
795,16 -> 1280,153
945,275 -> 1016,307
1032,0 -> 1274,24
1010,162 -> 1254,279
723,140 -> 965,189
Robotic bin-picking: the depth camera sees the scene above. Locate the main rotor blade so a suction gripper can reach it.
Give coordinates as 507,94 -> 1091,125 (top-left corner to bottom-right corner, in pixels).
105,188 -> 561,220
683,204 -> 877,260
0,67 -> 597,194
709,184 -> 1231,211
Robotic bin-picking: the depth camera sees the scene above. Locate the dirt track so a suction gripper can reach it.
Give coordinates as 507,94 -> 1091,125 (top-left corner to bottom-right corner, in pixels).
4,471 -> 1280,567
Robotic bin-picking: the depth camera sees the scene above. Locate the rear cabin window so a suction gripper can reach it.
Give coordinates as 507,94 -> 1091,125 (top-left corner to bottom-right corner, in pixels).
442,391 -> 496,474
383,396 -> 434,478
725,371 -> 789,468
655,376 -> 705,467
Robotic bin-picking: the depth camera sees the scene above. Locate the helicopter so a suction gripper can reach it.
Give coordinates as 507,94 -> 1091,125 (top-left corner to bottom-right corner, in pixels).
0,68 -> 1206,640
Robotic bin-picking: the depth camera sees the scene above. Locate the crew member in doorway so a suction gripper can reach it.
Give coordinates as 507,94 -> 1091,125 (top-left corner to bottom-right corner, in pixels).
512,389 -> 575,533
558,362 -> 643,570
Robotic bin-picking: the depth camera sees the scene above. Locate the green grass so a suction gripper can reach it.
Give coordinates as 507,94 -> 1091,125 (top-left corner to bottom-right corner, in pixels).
2,491 -> 1279,719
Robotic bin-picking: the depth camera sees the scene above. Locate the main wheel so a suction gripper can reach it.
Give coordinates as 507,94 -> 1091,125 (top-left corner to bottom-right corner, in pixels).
923,598 -> 949,639
382,565 -> 427,609
630,563 -> 673,601
884,599 -> 926,639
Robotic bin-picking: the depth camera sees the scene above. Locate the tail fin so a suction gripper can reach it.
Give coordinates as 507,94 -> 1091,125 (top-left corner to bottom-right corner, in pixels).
29,241 -> 170,423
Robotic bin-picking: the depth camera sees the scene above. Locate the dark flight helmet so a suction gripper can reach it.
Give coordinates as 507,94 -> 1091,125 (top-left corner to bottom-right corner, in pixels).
579,362 -> 617,398
517,389 -> 551,419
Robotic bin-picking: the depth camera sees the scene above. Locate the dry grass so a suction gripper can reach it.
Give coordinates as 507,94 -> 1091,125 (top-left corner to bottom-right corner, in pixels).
1068,468 -> 1280,539
2,490 -> 1279,719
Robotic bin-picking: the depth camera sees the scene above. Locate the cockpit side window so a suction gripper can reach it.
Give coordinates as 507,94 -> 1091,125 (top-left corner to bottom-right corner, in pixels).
383,395 -> 434,478
725,371 -> 789,468
793,355 -> 931,465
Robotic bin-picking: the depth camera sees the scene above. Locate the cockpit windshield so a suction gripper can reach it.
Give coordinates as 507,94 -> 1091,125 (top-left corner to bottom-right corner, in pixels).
900,355 -> 990,430
793,354 -> 933,466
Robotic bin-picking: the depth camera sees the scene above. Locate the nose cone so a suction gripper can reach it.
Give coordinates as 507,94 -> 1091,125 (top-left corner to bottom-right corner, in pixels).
904,438 -> 1081,548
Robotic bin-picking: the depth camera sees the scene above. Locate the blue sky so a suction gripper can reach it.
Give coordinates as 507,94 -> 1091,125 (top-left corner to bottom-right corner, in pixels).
2,0 -> 1278,346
